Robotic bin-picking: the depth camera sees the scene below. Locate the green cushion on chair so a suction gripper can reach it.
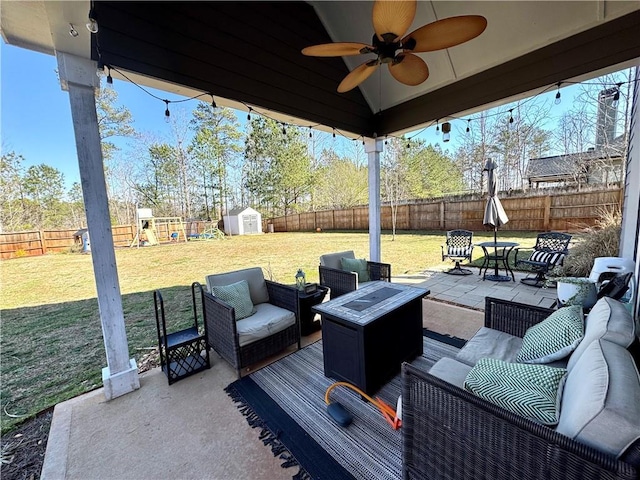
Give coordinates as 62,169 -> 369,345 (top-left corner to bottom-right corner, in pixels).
516,305 -> 584,364
464,358 -> 567,426
340,257 -> 370,282
211,280 -> 256,320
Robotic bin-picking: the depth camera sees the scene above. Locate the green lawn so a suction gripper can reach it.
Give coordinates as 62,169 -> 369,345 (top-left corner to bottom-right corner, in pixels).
0,230 -> 539,433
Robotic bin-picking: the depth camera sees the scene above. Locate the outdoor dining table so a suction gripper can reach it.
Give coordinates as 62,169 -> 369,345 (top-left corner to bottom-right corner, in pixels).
475,241 -> 519,282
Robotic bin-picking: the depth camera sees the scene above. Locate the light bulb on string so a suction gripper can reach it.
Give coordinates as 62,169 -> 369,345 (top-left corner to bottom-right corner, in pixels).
106,66 -> 113,87
282,124 -> 287,136
332,129 -> 336,139
210,94 -> 217,109
247,107 -> 252,121
466,119 -> 471,133
555,82 -> 562,105
69,23 -> 79,37
442,122 -> 451,142
508,109 -> 514,125
613,83 -> 622,107
384,136 -> 388,145
164,100 -> 170,123
435,120 -> 440,135
309,127 -> 313,138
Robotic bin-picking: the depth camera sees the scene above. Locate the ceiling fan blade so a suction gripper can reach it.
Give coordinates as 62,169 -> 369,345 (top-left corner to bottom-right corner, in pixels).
402,15 -> 487,53
302,43 -> 373,57
338,61 -> 380,93
372,0 -> 416,41
388,53 -> 429,86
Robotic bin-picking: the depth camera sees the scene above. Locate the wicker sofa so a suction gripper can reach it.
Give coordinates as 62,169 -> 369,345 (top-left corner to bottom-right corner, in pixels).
402,296 -> 640,480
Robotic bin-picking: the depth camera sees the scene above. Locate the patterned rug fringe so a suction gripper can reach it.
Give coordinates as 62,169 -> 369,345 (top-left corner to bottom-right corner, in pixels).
225,384 -> 311,480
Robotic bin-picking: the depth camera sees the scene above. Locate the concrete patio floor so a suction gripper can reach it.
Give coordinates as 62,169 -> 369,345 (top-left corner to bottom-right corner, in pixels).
42,271 -> 554,479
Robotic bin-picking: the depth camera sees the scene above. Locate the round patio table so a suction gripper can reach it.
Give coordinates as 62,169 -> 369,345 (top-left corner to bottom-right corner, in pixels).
475,241 -> 519,282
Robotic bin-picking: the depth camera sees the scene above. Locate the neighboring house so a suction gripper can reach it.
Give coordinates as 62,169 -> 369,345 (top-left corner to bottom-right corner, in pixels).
526,137 -> 625,189
223,207 -> 262,235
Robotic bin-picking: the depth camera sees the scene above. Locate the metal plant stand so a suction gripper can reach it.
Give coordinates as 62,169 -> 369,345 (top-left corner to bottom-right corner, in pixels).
154,282 -> 210,385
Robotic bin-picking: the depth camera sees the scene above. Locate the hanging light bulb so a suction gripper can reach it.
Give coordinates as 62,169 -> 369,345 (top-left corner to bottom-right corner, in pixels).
210,94 -> 217,109
442,122 -> 451,142
466,119 -> 471,133
406,142 -> 410,149
332,129 -> 336,138
435,120 -> 440,135
509,109 -> 514,125
362,137 -> 365,145
612,83 -> 622,107
555,82 -> 562,105
106,66 -> 113,86
86,8 -> 99,33
69,23 -> 79,37
309,127 -> 313,138
384,136 -> 388,145
164,100 -> 170,123
282,124 -> 287,135
247,107 -> 252,121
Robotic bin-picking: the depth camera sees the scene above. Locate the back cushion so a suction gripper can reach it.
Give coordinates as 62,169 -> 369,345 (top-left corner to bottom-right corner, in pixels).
206,267 -> 269,305
568,297 -> 635,370
320,251 -> 355,270
557,339 -> 640,459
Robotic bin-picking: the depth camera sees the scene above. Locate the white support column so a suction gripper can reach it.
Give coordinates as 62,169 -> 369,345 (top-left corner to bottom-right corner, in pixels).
57,52 -> 139,400
365,137 -> 383,262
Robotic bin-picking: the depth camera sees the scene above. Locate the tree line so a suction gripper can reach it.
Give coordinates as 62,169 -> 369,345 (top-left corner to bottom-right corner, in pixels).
1,69 -> 632,233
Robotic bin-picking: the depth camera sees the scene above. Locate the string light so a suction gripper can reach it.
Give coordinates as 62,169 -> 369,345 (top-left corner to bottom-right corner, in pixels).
466,119 -> 471,133
508,109 -> 514,124
442,122 -> 451,142
281,124 -> 286,135
210,94 -> 217,109
332,129 -> 336,138
69,23 -> 79,37
555,82 -> 562,105
612,83 -> 623,106
247,107 -> 252,121
309,127 -> 313,138
164,100 -> 170,122
435,120 -> 440,135
106,66 -> 113,86
384,136 -> 388,145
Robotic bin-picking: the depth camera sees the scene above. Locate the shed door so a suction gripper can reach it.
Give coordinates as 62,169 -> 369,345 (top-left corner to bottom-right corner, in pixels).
243,214 -> 259,234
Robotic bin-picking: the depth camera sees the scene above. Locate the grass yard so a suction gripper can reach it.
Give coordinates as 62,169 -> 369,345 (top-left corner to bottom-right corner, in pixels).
0,230 -> 539,433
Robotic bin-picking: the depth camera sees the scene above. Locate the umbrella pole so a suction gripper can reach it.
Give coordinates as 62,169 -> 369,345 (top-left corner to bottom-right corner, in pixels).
493,227 -> 499,277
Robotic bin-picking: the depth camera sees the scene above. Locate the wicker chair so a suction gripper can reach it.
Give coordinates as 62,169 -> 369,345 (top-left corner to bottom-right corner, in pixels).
402,296 -> 640,480
440,229 -> 474,275
319,250 -> 391,300
514,231 -> 572,287
204,267 -> 300,378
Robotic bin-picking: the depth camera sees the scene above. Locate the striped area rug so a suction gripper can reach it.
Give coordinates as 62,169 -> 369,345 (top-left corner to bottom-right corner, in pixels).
225,331 -> 464,480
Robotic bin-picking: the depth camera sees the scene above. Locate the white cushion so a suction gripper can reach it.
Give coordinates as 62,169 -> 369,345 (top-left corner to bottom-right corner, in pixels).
568,297 -> 635,370
557,339 -> 640,458
236,303 -> 295,347
456,327 -> 523,366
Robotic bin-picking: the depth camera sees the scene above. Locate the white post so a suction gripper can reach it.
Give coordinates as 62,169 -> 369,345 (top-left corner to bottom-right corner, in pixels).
365,137 -> 383,262
57,52 -> 139,400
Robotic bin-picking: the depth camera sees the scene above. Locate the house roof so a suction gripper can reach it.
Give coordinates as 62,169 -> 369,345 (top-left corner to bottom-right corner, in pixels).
526,140 -> 625,182
2,1 -> 640,137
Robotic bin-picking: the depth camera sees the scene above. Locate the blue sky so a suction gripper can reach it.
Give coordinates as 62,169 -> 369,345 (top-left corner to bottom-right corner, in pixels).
1,40 -> 591,190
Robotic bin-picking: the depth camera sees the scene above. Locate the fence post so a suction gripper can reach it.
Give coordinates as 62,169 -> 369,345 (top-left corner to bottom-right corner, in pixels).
439,202 -> 445,230
39,230 -> 47,254
543,196 -> 551,231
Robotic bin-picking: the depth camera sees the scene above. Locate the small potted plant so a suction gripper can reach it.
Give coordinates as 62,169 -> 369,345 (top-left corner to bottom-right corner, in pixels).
547,209 -> 621,308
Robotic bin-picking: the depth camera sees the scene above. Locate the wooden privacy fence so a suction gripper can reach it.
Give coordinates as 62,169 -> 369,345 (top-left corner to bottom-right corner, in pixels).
267,189 -> 623,234
0,221 -> 213,260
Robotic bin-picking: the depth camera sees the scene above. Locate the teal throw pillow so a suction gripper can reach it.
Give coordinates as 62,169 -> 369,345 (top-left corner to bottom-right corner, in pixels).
340,257 -> 370,282
464,358 -> 567,426
211,280 -> 256,320
516,305 -> 584,364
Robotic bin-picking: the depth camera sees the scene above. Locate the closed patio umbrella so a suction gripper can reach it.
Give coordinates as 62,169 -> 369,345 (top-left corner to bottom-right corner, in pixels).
483,158 -> 509,243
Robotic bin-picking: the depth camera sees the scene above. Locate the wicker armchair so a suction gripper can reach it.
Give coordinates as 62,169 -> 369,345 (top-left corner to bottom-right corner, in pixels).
319,250 -> 391,300
204,267 -> 300,378
514,231 -> 572,287
401,296 -> 640,480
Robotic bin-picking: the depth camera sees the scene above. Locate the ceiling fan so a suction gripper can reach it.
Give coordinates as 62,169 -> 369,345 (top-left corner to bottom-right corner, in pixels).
302,0 -> 487,93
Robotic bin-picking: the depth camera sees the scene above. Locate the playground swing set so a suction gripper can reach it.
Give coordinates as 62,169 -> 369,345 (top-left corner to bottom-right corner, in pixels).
130,208 -> 188,247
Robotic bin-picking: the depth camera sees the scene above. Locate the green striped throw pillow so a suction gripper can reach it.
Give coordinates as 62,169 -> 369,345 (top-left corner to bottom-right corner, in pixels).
464,358 -> 567,426
517,305 -> 584,364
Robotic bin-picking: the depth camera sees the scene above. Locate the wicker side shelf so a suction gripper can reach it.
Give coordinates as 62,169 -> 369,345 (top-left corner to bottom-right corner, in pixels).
154,282 -> 210,385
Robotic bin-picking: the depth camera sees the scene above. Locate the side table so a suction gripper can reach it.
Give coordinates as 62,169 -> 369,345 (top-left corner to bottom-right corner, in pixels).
298,285 -> 329,336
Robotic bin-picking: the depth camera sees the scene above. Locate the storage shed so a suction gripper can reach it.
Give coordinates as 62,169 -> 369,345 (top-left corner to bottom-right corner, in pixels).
223,207 -> 262,235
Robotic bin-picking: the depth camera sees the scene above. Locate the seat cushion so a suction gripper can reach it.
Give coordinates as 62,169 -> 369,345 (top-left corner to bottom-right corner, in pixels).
568,296 -> 636,370
556,339 -> 640,459
516,305 -> 584,364
340,257 -> 370,282
210,280 -> 256,320
206,267 -> 269,305
320,251 -> 355,270
464,358 -> 567,426
429,357 -> 473,389
456,327 -> 524,366
236,303 -> 296,347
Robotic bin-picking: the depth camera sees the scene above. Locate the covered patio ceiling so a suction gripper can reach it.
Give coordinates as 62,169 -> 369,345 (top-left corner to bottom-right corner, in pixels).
3,1 -> 640,137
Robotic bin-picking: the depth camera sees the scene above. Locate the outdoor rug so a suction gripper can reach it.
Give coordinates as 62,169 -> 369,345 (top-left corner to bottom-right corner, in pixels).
225,330 -> 465,480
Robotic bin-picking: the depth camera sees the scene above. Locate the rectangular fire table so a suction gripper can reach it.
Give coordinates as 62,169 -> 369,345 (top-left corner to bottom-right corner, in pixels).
312,281 -> 429,395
